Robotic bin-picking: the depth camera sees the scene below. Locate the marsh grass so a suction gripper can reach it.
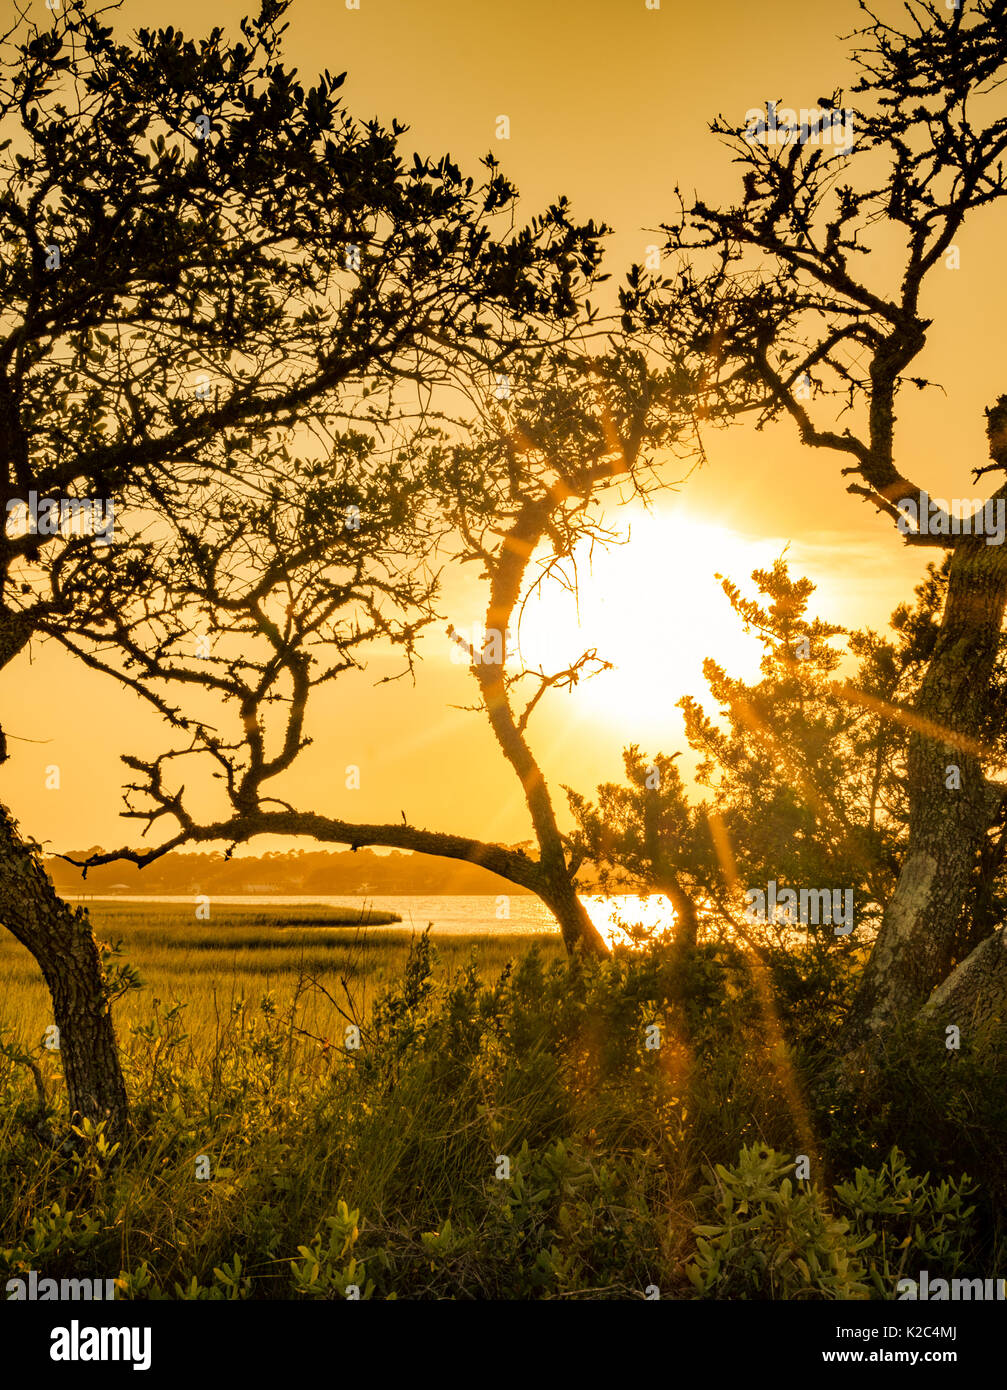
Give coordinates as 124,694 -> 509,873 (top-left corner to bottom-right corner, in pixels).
0,902 -> 563,1054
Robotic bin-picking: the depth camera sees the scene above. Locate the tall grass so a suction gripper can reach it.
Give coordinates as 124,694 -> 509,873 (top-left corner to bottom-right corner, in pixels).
0,902 -> 563,1055
0,909 -> 1001,1299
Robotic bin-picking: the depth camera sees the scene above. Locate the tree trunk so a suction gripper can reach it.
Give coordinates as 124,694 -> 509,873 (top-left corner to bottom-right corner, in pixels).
0,808 -> 129,1139
536,859 -> 610,956
482,735 -> 609,957
844,529 -> 1007,1045
917,925 -> 1007,1041
643,787 -> 699,950
473,496 -> 611,959
664,879 -> 700,952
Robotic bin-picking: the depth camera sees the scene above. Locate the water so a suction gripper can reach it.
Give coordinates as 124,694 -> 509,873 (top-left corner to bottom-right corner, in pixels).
72,892 -> 677,945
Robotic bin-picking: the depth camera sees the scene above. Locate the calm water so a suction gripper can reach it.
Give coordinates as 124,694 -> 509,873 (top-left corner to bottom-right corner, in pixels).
73,893 -> 676,944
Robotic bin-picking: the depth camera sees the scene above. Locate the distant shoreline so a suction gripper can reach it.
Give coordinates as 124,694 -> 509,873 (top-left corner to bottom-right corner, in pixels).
71,893 -> 572,938
72,897 -> 404,927
67,891 -> 671,942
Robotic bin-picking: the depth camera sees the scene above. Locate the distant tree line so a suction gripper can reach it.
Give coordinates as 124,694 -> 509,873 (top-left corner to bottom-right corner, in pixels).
47,847 -> 538,897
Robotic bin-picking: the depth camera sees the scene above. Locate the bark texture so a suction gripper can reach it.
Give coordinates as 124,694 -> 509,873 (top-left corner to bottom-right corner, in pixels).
0,808 -> 129,1138
919,925 -> 1007,1038
845,530 -> 1007,1043
473,496 -> 610,957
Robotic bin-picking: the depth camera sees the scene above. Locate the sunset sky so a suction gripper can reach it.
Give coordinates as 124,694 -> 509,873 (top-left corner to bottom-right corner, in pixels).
3,0 -> 1005,857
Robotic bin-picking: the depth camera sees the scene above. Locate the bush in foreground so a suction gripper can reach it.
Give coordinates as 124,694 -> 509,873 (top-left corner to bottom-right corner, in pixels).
0,934 -> 1001,1299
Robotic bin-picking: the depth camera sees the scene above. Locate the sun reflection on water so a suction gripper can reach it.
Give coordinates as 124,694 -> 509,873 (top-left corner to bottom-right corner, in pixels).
581,894 -> 678,949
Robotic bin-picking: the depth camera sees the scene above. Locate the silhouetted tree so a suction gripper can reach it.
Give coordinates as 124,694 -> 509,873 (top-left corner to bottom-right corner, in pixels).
0,0 -> 609,1134
628,0 -> 1007,1051
77,344 -> 692,958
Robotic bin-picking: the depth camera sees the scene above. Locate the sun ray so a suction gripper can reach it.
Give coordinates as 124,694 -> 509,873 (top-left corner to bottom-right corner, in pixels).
707,810 -> 820,1167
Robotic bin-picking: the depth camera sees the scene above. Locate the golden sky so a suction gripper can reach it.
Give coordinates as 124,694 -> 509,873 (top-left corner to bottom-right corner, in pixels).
3,0 -> 1005,854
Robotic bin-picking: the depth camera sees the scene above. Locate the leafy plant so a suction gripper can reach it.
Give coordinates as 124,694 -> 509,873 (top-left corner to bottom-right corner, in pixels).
290,1203 -> 373,1300
834,1148 -> 976,1296
686,1145 -> 872,1300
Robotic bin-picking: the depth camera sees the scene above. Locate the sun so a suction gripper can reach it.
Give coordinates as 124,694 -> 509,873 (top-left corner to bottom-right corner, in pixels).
512,507 -> 778,732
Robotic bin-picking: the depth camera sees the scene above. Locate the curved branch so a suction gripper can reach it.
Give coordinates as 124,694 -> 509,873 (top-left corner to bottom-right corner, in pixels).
61,809 -> 546,896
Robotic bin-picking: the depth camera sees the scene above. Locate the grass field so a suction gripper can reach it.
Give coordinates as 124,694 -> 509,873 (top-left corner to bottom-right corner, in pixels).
0,901 -> 565,1056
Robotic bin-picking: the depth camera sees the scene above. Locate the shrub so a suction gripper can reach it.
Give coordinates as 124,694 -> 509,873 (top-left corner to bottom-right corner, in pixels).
686,1145 -> 872,1300
686,1143 -> 978,1301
